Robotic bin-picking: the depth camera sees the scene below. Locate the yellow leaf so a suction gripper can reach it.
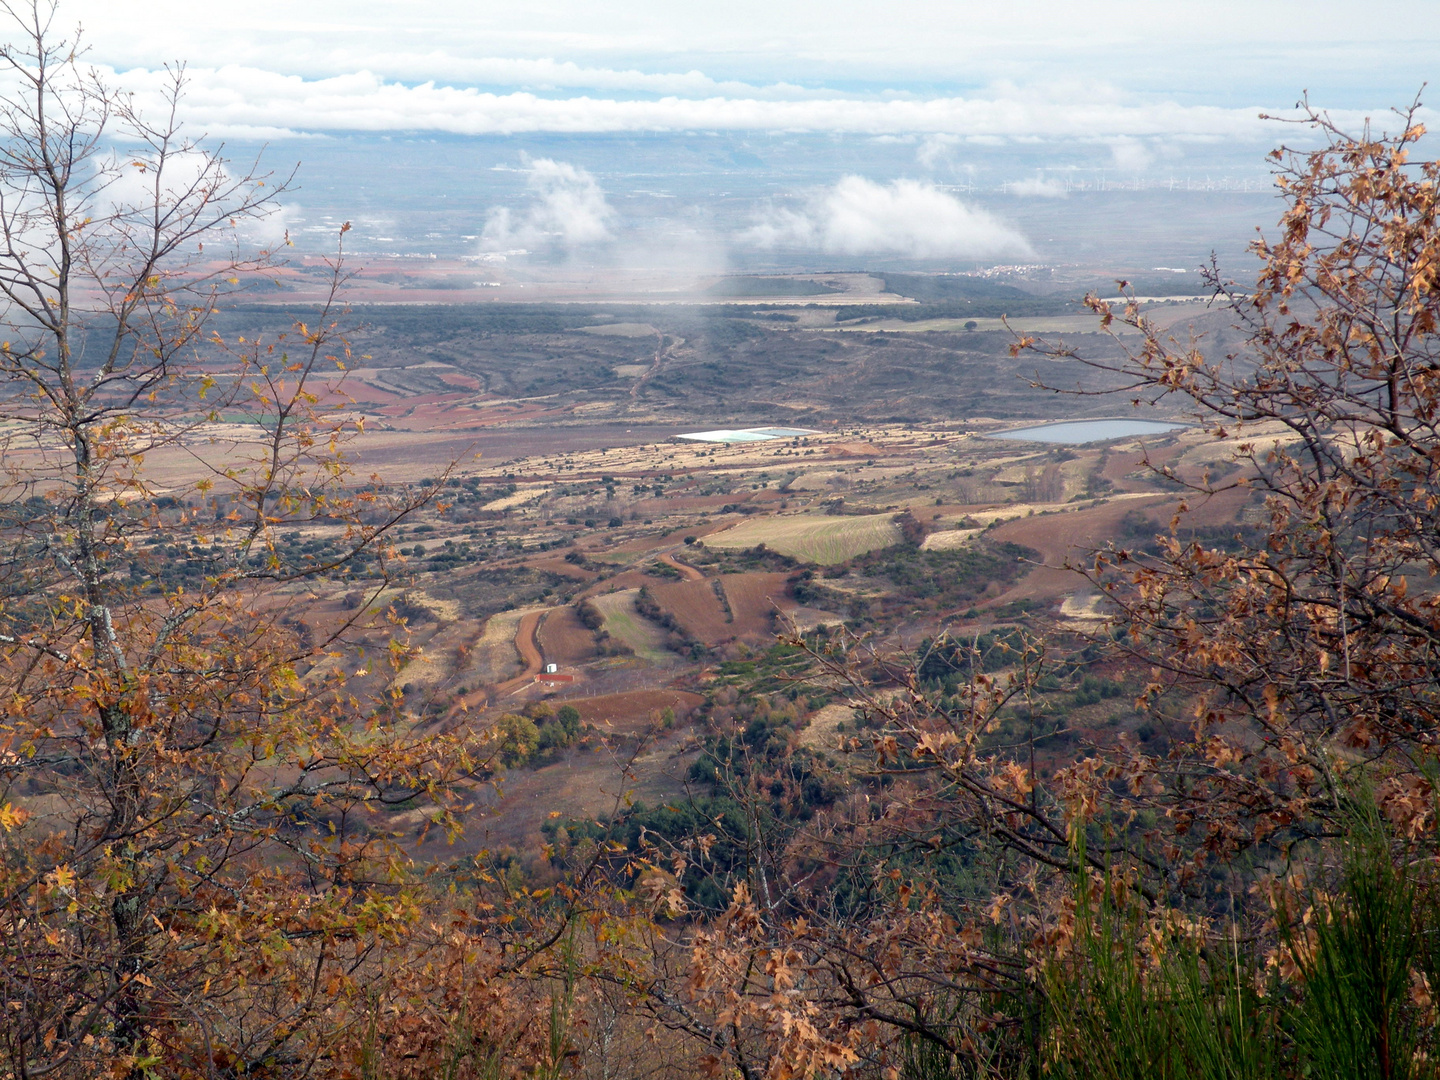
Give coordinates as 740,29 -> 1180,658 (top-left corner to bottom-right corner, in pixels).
0,802 -> 28,831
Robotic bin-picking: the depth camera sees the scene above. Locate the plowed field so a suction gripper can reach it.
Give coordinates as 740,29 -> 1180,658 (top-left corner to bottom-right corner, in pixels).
649,578 -> 732,644
537,606 -> 598,666
567,689 -> 706,732
720,571 -> 793,638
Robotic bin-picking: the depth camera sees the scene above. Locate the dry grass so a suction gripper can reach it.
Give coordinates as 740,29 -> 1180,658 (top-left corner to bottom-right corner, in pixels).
705,513 -> 901,564
920,528 -> 982,551
482,485 -> 549,511
455,608 -> 536,686
799,704 -> 856,749
567,689 -> 705,732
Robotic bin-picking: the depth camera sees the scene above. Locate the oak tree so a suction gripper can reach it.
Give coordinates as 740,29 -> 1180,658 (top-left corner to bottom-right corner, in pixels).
0,4 -> 493,1075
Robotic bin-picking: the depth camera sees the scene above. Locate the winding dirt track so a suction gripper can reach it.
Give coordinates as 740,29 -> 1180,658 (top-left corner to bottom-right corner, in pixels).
630,327 -> 670,400
494,608 -> 548,697
658,553 -> 704,582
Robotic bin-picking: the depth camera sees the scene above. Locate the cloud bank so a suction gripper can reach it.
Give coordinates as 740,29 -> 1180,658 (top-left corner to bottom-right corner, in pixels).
482,158 -> 615,250
1009,175 -> 1068,198
1108,136 -> 1156,172
745,177 -> 1032,259
67,0 -> 1440,111
106,64 -> 1363,141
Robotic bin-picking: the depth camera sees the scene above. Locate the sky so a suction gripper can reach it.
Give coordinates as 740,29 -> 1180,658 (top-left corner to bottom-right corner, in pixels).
60,0 -> 1436,139
35,1 -> 1439,276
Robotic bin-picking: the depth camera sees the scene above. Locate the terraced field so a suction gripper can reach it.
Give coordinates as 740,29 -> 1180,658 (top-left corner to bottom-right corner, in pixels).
536,606 -> 598,666
719,572 -> 794,638
705,513 -> 902,564
649,578 -> 733,644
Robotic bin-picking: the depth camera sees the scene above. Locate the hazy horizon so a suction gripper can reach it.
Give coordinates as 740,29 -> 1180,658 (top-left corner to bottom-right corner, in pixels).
222,131 -> 1280,292
58,1 -> 1436,288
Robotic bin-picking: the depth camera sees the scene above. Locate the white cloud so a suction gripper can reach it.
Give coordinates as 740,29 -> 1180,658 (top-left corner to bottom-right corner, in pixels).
916,134 -> 962,169
344,58 -> 818,100
482,158 -> 614,249
1009,175 -> 1068,197
62,0 -> 1440,107
98,149 -> 225,213
1108,136 -> 1155,172
743,176 -> 1032,259
90,148 -> 293,252
97,63 -> 1373,141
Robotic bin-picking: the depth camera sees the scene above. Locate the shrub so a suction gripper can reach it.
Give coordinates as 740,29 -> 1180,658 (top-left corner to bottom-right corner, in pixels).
493,713 -> 539,767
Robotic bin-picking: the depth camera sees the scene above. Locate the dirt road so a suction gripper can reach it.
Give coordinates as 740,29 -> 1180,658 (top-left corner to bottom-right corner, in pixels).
494,608 -> 548,697
630,327 -> 667,400
658,553 -> 704,582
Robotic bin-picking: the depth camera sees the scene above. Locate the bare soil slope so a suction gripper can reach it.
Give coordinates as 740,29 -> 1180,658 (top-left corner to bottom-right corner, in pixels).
537,606 -> 599,666
650,578 -> 733,645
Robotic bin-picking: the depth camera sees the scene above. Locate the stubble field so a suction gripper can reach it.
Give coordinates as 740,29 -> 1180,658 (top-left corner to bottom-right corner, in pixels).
703,513 -> 903,563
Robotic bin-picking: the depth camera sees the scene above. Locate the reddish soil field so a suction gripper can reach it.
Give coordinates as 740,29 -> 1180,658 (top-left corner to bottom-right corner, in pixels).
527,556 -> 597,581
650,578 -> 733,645
575,568 -> 653,598
437,373 -> 482,389
375,392 -> 482,419
492,609 -> 548,695
1171,484 -> 1254,528
991,496 -> 1176,569
1101,444 -> 1186,490
988,496 -> 1175,605
987,486 -> 1250,608
537,606 -> 598,666
315,375 -> 408,407
657,553 -> 703,581
514,611 -> 544,673
445,724 -> 699,856
720,571 -> 795,638
567,689 -> 706,732
1100,448 -> 1147,486
601,519 -> 739,555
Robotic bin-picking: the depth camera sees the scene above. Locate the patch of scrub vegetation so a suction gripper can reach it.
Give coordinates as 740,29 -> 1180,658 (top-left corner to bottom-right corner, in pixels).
792,539 -> 1037,623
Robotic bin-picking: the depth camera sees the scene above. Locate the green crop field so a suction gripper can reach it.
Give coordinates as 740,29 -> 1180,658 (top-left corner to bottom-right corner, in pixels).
705,513 -> 901,564
591,590 -> 673,664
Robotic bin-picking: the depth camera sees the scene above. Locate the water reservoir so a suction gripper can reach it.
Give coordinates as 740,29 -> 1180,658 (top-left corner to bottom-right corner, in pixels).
988,419 -> 1187,444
